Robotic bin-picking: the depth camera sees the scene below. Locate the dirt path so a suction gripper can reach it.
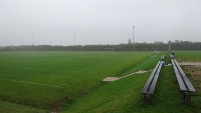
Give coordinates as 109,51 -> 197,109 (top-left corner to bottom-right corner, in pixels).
183,65 -> 201,92
102,70 -> 150,82
102,77 -> 120,82
102,62 -> 201,82
179,62 -> 201,66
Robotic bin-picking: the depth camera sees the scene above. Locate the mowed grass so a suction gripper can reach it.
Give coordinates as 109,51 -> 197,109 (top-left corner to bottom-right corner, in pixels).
66,51 -> 201,113
0,99 -> 47,113
173,51 -> 201,61
66,67 -> 200,113
0,51 -> 156,111
2,51 -> 200,113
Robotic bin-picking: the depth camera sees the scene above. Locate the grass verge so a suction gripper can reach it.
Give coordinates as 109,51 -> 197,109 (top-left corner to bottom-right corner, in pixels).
0,99 -> 48,113
65,56 -> 201,113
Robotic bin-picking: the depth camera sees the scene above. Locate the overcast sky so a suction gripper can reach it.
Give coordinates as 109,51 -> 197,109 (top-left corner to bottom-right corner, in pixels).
0,0 -> 201,46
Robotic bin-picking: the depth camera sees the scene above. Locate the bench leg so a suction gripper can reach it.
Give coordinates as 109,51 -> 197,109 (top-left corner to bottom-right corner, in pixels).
184,92 -> 191,104
144,94 -> 150,101
181,91 -> 186,103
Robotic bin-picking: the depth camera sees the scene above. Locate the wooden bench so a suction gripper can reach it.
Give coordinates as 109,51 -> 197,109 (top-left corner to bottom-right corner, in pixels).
170,54 -> 174,59
160,55 -> 165,61
171,55 -> 196,103
141,56 -> 164,101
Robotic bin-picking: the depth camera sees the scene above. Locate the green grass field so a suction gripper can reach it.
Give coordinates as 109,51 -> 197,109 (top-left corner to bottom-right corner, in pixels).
0,51 -> 200,113
0,99 -> 47,113
173,51 -> 201,61
0,51 -> 159,112
65,51 -> 201,113
66,66 -> 200,113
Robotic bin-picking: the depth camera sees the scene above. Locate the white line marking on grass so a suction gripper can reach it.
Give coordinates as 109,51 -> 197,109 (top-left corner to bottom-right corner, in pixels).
0,78 -> 65,89
7,67 -> 58,72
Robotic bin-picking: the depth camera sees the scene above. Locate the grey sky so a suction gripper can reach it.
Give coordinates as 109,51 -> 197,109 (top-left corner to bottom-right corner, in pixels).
0,0 -> 201,46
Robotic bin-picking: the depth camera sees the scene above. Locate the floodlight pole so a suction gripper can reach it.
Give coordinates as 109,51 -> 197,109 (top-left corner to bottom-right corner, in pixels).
132,26 -> 135,51
74,30 -> 76,51
32,33 -> 34,51
74,30 -> 76,46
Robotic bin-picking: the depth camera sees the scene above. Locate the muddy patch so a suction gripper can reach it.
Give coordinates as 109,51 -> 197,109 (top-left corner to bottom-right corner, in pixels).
183,65 -> 201,92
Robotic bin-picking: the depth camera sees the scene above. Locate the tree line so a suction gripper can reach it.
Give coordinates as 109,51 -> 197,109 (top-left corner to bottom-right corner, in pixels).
0,41 -> 201,51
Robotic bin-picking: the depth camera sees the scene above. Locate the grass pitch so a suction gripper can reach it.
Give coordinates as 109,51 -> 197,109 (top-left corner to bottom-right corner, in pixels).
66,51 -> 201,113
1,51 -> 200,113
173,51 -> 201,62
0,51 -> 155,111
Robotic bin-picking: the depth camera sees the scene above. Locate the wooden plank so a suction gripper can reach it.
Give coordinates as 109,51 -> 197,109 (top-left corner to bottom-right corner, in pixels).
141,55 -> 164,94
160,56 -> 164,60
141,61 -> 160,94
147,61 -> 162,94
170,54 -> 174,59
160,55 -> 165,61
174,60 -> 196,92
172,59 -> 187,91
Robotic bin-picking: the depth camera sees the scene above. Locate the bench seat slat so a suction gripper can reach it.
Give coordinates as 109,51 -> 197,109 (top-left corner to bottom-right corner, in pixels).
170,54 -> 174,59
174,60 -> 196,92
148,61 -> 162,94
171,59 -> 187,91
141,61 -> 161,94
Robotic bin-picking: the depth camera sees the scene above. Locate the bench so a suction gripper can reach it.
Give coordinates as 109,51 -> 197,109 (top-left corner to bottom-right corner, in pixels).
171,55 -> 196,103
141,55 -> 164,101
170,54 -> 174,59
160,55 -> 165,61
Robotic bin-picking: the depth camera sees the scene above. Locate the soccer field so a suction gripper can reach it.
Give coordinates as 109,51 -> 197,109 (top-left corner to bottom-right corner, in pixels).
0,51 -> 156,110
